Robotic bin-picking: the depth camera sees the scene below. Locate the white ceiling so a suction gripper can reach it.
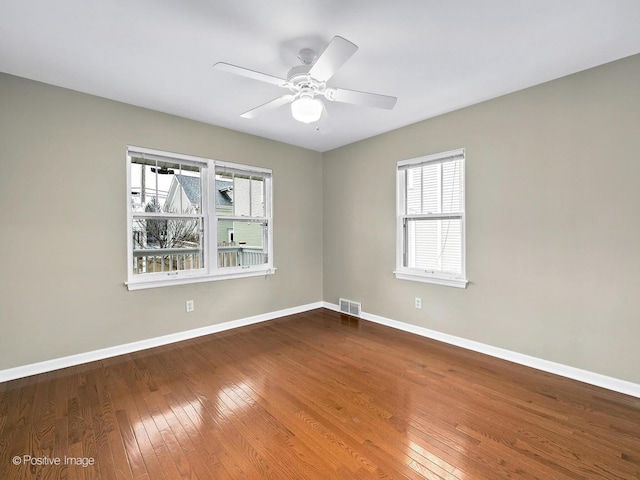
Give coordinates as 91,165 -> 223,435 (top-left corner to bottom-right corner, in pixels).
2,1 -> 640,152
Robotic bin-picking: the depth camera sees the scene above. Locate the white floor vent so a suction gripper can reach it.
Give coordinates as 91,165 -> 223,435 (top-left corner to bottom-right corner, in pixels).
339,298 -> 361,317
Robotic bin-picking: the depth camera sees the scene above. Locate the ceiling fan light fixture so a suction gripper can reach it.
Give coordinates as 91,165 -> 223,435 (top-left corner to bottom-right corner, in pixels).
291,96 -> 323,123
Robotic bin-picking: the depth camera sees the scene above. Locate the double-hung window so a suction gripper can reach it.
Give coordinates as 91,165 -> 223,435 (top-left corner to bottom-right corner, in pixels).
126,146 -> 273,290
395,148 -> 467,288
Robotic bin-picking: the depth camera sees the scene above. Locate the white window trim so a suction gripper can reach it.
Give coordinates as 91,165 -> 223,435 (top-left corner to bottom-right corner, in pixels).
394,148 -> 468,288
125,146 -> 275,291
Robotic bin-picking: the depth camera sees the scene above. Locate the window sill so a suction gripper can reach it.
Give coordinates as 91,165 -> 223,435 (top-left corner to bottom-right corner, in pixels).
126,268 -> 276,291
394,271 -> 468,289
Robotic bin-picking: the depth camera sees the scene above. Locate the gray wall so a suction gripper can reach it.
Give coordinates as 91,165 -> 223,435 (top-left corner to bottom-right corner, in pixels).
323,54 -> 640,383
0,73 -> 323,369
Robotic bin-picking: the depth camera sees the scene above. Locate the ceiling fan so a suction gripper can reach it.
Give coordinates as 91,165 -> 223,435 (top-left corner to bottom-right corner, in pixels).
213,36 -> 397,124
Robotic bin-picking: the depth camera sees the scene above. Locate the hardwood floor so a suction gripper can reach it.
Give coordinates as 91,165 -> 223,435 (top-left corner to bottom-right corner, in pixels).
1,308 -> 639,479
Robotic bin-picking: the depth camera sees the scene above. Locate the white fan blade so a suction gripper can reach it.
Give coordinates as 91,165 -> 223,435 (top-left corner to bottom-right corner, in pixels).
240,95 -> 295,119
214,62 -> 286,86
326,87 -> 397,110
309,36 -> 358,82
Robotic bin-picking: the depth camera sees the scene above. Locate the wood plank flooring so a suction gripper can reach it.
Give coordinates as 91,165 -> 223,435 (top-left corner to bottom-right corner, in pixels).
1,308 -> 639,479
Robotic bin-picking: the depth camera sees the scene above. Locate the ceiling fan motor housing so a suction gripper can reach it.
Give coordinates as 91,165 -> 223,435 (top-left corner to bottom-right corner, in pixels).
287,65 -> 326,99
287,64 -> 312,81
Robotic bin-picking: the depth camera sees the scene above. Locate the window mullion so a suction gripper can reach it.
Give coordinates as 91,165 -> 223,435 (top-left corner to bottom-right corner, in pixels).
154,160 -> 159,209
206,161 -> 217,274
232,173 -> 236,217
249,176 -> 253,217
437,164 -> 443,270
403,213 -> 462,221
178,164 -> 183,214
404,217 -> 409,267
132,212 -> 202,219
403,170 -> 408,215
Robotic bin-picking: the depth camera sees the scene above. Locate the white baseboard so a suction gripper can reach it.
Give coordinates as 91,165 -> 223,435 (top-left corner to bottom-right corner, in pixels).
323,302 -> 640,399
5,301 -> 639,399
0,302 -> 324,383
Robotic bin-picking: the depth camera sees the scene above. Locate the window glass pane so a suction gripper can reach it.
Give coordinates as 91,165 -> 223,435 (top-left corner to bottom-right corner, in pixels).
406,167 -> 421,215
131,157 -> 201,214
131,217 -> 203,274
421,163 -> 439,214
405,218 -> 462,274
132,217 -> 201,249
441,160 -> 462,213
251,177 -> 265,217
170,170 -> 201,214
130,163 -> 161,212
217,219 -> 267,268
215,173 -> 234,215
234,175 -> 251,216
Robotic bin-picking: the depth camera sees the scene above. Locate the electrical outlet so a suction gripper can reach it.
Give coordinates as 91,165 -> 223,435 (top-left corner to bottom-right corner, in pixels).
415,297 -> 422,309
185,300 -> 194,313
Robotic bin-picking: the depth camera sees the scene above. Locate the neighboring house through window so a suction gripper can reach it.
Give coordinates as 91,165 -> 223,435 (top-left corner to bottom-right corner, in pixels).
395,148 -> 467,288
127,146 -> 274,290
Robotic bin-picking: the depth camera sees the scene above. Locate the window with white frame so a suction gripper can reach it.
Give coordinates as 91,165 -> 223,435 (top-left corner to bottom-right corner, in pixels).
126,146 -> 273,290
395,148 -> 467,288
